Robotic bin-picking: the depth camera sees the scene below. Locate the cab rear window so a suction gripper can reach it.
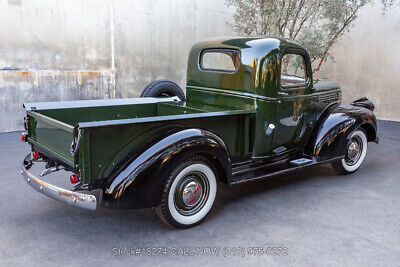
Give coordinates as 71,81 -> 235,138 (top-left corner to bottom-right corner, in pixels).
200,49 -> 240,72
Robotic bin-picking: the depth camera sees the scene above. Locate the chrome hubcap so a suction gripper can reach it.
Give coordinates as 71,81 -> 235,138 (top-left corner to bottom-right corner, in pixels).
174,172 -> 209,216
182,181 -> 202,207
345,136 -> 363,165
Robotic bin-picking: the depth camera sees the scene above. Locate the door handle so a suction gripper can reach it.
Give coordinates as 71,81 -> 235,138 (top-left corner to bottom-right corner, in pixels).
265,123 -> 275,136
277,92 -> 289,96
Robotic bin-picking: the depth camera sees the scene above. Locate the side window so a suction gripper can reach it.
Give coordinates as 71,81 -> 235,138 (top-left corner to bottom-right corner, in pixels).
281,53 -> 307,87
200,50 -> 240,72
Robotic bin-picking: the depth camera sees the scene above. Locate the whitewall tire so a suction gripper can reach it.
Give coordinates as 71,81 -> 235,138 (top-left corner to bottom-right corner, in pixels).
332,129 -> 368,175
156,156 -> 217,228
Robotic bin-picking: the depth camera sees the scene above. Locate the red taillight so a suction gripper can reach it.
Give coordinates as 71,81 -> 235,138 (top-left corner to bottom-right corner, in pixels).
21,133 -> 27,142
70,174 -> 79,184
32,151 -> 39,159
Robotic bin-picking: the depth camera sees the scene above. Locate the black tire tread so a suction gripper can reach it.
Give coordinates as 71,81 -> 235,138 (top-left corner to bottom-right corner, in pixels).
140,79 -> 185,101
331,159 -> 350,175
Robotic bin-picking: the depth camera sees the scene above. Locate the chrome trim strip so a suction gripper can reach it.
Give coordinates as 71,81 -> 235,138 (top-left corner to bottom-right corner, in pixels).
21,154 -> 96,210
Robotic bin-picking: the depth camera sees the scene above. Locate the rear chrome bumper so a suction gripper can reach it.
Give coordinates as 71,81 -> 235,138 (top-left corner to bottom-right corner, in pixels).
21,154 -> 97,210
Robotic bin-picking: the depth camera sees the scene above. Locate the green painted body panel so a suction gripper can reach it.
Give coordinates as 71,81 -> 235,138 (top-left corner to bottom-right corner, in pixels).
25,37 -> 342,185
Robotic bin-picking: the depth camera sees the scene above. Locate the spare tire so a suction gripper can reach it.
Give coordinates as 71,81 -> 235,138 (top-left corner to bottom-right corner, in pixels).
140,79 -> 185,101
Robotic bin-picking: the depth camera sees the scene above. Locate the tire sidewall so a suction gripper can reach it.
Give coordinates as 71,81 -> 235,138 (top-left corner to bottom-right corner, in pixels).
340,130 -> 368,172
165,159 -> 217,227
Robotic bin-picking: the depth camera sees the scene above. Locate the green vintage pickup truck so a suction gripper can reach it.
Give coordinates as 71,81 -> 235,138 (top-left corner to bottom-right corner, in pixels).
21,37 -> 378,228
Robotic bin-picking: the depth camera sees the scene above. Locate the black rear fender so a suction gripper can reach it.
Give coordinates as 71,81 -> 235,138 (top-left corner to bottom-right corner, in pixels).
101,128 -> 231,209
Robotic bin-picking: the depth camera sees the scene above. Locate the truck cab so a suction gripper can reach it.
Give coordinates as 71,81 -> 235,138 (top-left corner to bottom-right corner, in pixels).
186,37 -> 342,161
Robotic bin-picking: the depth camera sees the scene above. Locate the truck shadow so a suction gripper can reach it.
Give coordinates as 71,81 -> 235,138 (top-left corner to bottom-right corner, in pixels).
221,164 -> 337,198
13,163 -> 345,238
211,163 -> 339,214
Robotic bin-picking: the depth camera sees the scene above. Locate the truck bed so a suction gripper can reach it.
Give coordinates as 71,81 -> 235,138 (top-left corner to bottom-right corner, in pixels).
25,97 -> 255,183
26,97 -> 253,126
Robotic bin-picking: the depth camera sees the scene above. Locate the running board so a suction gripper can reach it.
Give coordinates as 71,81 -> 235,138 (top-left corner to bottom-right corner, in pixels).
231,157 -> 341,185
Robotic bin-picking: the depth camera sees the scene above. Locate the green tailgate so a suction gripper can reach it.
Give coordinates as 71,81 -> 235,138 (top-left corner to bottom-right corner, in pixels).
27,110 -> 75,167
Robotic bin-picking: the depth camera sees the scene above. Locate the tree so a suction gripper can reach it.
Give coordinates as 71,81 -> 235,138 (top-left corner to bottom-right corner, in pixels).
225,0 -> 397,73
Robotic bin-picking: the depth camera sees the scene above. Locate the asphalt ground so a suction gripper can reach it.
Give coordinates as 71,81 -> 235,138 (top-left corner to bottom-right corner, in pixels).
0,120 -> 399,266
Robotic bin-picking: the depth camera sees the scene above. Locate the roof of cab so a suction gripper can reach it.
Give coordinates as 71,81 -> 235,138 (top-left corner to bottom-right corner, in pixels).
191,36 -> 305,52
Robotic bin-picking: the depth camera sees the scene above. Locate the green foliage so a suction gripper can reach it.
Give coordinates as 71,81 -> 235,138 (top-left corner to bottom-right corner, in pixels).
226,0 -> 397,72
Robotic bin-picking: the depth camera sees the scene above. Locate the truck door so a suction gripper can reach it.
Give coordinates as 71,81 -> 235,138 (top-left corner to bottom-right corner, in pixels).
272,50 -> 313,155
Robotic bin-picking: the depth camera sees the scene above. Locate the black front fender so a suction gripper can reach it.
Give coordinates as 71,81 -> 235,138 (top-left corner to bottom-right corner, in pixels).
305,104 -> 377,160
101,128 -> 231,209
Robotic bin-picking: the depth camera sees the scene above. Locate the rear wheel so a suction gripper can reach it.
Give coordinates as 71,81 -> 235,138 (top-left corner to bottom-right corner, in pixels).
331,129 -> 368,175
156,156 -> 217,228
140,79 -> 185,101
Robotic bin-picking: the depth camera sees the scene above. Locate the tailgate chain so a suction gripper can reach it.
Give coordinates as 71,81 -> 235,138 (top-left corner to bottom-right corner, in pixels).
70,129 -> 81,157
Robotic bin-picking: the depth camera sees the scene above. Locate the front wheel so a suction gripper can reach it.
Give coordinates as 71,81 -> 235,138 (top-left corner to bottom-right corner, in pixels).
156,156 -> 217,228
331,129 -> 368,175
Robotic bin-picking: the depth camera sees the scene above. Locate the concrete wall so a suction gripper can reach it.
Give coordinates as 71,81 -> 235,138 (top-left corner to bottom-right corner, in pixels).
318,3 -> 400,122
0,0 -> 399,132
0,0 -> 235,132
